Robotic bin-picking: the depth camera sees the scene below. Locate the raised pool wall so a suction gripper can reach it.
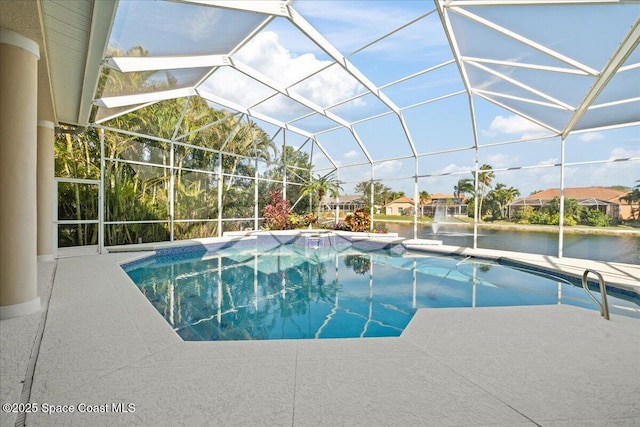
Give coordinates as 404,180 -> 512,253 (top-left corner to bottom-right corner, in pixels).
117,230 -> 411,269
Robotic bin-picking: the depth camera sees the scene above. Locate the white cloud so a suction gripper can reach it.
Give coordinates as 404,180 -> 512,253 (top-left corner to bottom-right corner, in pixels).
344,150 -> 359,159
486,152 -> 517,168
578,132 -> 604,142
436,163 -> 472,175
608,147 -> 640,160
537,158 -> 559,166
488,115 -> 550,139
203,31 -> 364,116
374,160 -> 403,179
236,32 -> 324,86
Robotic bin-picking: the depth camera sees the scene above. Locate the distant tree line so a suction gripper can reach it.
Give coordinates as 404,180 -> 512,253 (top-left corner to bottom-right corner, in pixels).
352,164 -> 636,227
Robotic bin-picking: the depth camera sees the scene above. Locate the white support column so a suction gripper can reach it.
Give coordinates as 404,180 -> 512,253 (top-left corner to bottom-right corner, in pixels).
309,141 -> 314,212
370,164 -> 375,230
335,169 -> 340,225
558,137 -> 566,258
37,120 -> 55,261
0,29 -> 41,319
99,128 -> 105,253
254,144 -> 259,231
217,152 -> 223,237
169,141 -> 175,241
282,135 -> 287,200
473,155 -> 479,250
413,157 -> 418,240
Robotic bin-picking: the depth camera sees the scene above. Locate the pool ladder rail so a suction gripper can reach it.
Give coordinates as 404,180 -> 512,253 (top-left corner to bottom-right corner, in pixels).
582,269 -> 610,320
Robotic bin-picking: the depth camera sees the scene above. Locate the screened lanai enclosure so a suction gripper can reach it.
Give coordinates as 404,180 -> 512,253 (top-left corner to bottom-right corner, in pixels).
50,0 -> 639,258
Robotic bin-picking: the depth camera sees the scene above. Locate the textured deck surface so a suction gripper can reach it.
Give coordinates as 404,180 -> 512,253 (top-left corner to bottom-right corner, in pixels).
1,252 -> 639,426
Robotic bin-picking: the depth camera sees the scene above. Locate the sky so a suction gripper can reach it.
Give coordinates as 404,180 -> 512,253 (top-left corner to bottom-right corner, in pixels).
106,0 -> 640,198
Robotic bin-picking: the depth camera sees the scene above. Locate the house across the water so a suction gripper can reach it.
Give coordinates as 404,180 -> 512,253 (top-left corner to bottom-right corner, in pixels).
508,186 -> 635,220
320,195 -> 367,214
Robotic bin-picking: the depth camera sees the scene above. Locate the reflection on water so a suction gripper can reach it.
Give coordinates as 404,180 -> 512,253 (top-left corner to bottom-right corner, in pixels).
382,222 -> 640,265
126,245 -> 637,341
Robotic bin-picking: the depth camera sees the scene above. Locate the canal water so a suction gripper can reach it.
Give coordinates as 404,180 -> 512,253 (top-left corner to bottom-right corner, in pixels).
381,222 -> 640,265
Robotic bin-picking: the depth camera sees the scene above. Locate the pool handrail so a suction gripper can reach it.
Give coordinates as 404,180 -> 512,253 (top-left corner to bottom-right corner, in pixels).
582,269 -> 610,320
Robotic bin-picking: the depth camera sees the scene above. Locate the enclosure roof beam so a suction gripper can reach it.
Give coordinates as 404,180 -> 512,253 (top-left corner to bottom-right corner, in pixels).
286,4 -> 418,157
449,6 -> 599,75
94,88 -> 196,109
561,16 -> 640,139
104,55 -> 230,73
436,1 -> 480,150
174,0 -> 291,17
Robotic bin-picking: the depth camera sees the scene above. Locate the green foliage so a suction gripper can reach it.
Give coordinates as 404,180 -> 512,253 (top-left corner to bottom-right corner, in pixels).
454,178 -> 474,199
466,198 -> 475,218
514,198 -> 587,226
300,174 -> 343,218
515,206 -> 534,224
581,209 -> 611,227
529,210 -> 552,225
563,214 -> 577,226
288,212 -> 317,229
486,183 -> 520,220
57,93 -> 281,245
344,209 -> 372,232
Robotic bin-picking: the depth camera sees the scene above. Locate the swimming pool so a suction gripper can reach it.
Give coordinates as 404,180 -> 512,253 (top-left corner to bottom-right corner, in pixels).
124,234 -> 636,341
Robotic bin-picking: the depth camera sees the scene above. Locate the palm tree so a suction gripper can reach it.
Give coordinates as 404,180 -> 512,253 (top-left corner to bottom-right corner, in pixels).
300,174 -> 343,221
488,183 -> 520,219
418,190 -> 431,216
454,178 -> 474,200
419,190 -> 431,205
475,164 -> 495,220
621,180 -> 640,220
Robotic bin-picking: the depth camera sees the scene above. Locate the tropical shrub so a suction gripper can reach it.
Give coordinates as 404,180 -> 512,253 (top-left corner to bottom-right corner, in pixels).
529,211 -> 551,225
333,221 -> 350,231
287,213 -> 302,229
288,212 -> 317,228
581,209 -> 611,227
344,209 -> 371,232
515,206 -> 534,224
262,190 -> 291,230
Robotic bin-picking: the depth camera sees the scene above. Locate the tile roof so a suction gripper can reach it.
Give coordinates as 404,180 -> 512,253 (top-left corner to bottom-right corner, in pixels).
430,193 -> 456,200
384,196 -> 415,207
519,187 -> 630,203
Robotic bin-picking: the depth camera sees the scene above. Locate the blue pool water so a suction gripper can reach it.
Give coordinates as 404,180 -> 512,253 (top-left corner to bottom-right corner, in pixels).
124,241 -> 638,341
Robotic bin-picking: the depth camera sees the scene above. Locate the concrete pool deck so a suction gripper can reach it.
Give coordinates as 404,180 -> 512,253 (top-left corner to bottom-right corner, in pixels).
1,250 -> 639,426
403,241 -> 640,292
